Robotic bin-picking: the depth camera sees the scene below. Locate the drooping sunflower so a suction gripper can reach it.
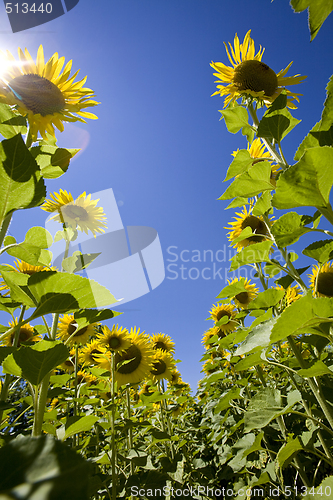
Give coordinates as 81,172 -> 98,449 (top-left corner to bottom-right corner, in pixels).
97,324 -> 131,352
2,318 -> 41,347
0,259 -> 56,294
150,333 -> 175,354
225,205 -> 270,251
114,327 -> 154,386
149,349 -> 175,382
79,339 -> 106,366
0,45 -> 98,142
209,303 -> 238,336
309,262 -> 333,297
42,190 -> 107,238
228,277 -> 259,308
211,30 -> 306,109
57,314 -> 98,345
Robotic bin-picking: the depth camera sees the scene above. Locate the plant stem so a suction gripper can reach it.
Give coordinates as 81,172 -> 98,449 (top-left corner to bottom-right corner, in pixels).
110,352 -> 117,500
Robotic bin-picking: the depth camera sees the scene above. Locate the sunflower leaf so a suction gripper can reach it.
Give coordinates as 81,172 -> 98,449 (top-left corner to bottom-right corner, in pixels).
234,318 -> 277,356
5,244 -> 52,267
271,212 -> 311,246
64,415 -> 99,440
272,147 -> 333,209
230,241 -> 273,271
30,145 -> 80,179
220,105 -> 255,143
302,239 -> 333,263
247,289 -> 286,310
74,308 -> 121,331
224,149 -> 253,181
62,251 -> 101,273
219,161 -> 273,200
257,94 -> 301,142
0,266 -> 36,308
0,134 -> 46,226
0,104 -> 27,139
290,0 -> 333,40
217,279 -> 250,300
252,191 -> 273,216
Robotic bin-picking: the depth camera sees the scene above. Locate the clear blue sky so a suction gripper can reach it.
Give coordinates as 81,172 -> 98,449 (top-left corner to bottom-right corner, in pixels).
0,0 -> 332,390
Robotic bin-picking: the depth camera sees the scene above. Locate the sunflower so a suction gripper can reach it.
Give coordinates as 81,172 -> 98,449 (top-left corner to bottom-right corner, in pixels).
228,277 -> 258,308
57,314 -> 98,345
309,262 -> 333,297
79,339 -> 106,366
58,348 -> 76,373
211,30 -> 306,109
0,259 -> 56,294
232,139 -> 280,185
42,190 -> 107,238
76,370 -> 97,386
275,284 -> 302,306
226,205 -> 270,251
0,45 -> 98,142
202,326 -> 220,348
2,318 -> 41,347
202,358 -> 218,375
96,324 -> 131,353
114,327 -> 154,386
150,349 -> 175,382
150,333 -> 175,354
209,303 -> 238,335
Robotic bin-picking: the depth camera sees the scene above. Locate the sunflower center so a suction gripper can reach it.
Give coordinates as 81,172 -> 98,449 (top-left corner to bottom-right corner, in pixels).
9,74 -> 65,116
154,341 -> 167,351
216,310 -> 231,322
233,60 -> 278,97
116,344 -> 142,374
235,291 -> 250,305
62,204 -> 89,221
316,272 -> 333,297
241,215 -> 268,242
108,337 -> 121,349
151,359 -> 167,376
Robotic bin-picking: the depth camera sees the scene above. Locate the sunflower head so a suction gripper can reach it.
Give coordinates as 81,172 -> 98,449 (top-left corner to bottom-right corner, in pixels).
57,314 -> 97,345
0,45 -> 99,142
149,349 -> 175,382
0,259 -> 56,294
208,303 -> 238,336
97,324 -> 131,352
309,262 -> 333,297
150,333 -> 175,354
228,277 -> 259,308
225,205 -> 270,251
211,30 -> 306,108
3,318 -> 40,347
79,339 -> 106,366
202,326 -> 220,348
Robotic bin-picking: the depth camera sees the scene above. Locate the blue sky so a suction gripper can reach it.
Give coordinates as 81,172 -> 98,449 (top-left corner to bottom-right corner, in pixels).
0,0 -> 333,390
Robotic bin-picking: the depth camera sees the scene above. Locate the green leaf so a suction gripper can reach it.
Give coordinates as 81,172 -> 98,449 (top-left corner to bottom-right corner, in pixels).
273,147 -> 333,209
244,388 -> 282,433
274,265 -> 310,288
270,294 -> 333,343
235,318 -> 277,356
62,251 -> 101,273
2,340 -> 69,385
27,271 -> 118,319
271,212 -> 310,246
30,144 -> 79,179
219,161 -> 273,200
0,346 -> 16,364
252,191 -> 272,216
290,0 -> 333,40
4,228 -> 53,266
220,105 -> 254,142
0,266 -> 36,307
217,278 -> 252,300
0,296 -> 21,314
257,93 -> 301,142
214,387 -> 242,412
226,196 -> 249,209
74,308 -> 121,330
302,239 -> 333,263
277,437 -> 303,469
234,351 -> 267,371
247,289 -> 285,310
303,476 -> 333,500
224,149 -> 253,181
297,359 -> 333,377
0,104 -> 27,139
0,434 -> 92,500
64,415 -> 99,439
0,134 -> 46,226
230,241 -> 273,271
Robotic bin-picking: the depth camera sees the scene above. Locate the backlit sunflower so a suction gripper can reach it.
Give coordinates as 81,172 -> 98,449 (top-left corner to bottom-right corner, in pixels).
2,318 -> 41,347
0,259 -> 56,294
57,314 -> 98,345
114,327 -> 154,386
0,45 -> 98,142
228,277 -> 258,308
309,262 -> 333,297
97,324 -> 131,352
79,339 -> 106,366
211,30 -> 306,109
209,303 -> 238,335
150,349 -> 175,382
150,333 -> 175,354
42,190 -> 107,238
275,284 -> 302,306
226,205 -> 270,251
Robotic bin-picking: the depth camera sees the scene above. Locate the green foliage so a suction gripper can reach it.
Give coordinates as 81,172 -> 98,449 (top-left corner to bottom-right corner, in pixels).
290,0 -> 333,40
220,104 -> 255,142
257,92 -> 301,142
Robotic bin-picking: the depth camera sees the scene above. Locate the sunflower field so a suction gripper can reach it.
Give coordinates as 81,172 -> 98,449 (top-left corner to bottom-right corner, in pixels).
1,2 -> 333,500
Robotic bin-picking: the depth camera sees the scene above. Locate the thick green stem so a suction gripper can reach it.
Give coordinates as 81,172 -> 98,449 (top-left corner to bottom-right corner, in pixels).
319,205 -> 333,227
